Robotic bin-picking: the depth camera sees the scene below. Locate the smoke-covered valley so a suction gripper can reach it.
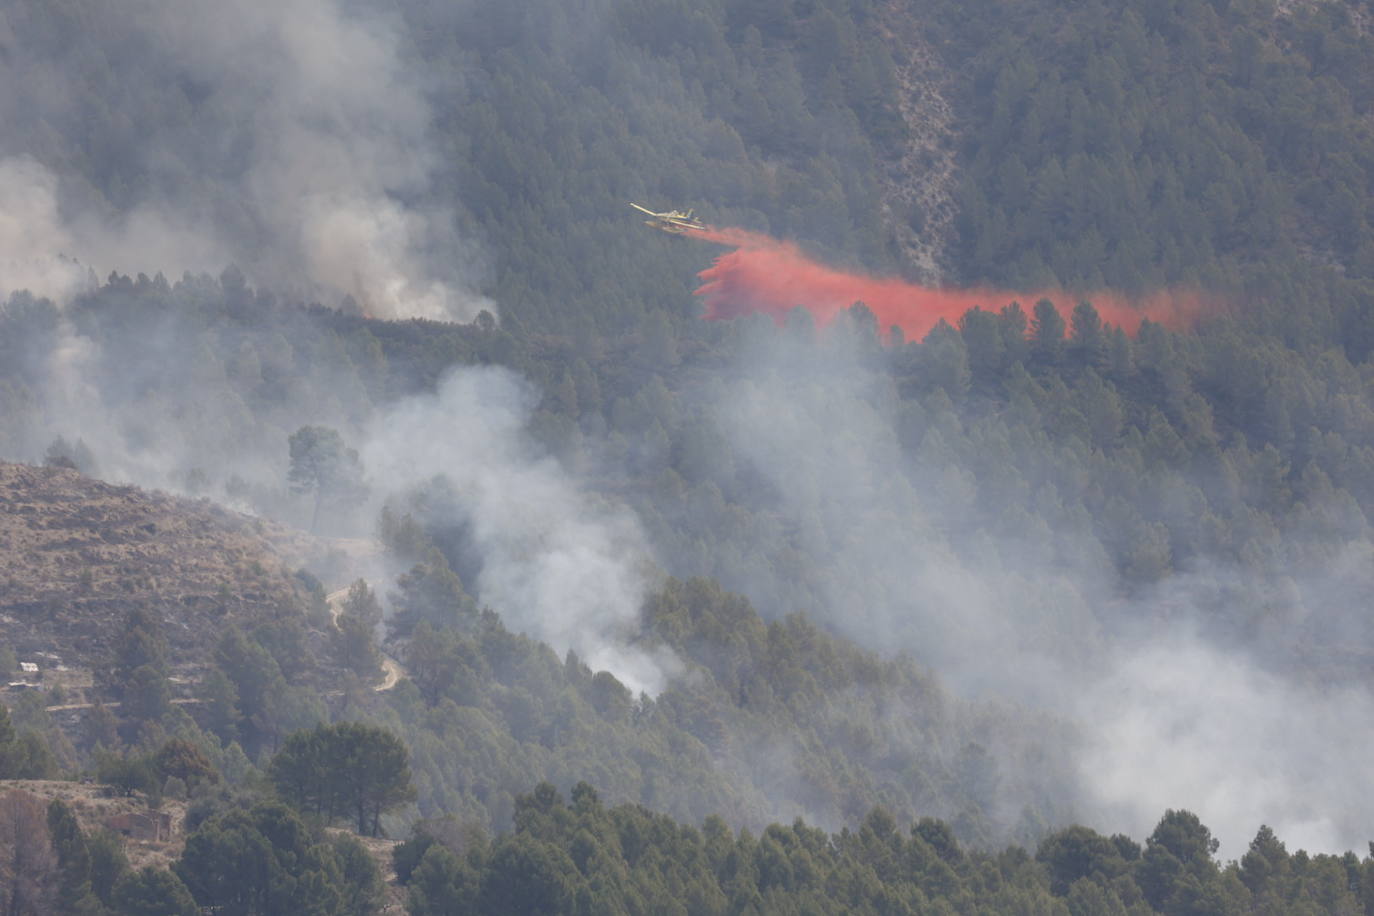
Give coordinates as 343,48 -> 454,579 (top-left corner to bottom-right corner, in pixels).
2,0 -> 1374,902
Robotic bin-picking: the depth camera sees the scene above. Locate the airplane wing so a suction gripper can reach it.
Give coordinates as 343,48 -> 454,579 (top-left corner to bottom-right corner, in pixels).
631,202 -> 704,233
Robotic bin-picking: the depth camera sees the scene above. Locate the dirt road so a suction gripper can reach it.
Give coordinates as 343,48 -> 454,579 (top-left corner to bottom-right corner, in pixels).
325,584 -> 405,691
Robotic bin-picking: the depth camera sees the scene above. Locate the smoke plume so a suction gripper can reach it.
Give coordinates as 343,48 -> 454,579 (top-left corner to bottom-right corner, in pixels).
0,0 -> 489,320
362,367 -> 680,695
691,226 -> 1206,338
697,324 -> 1374,854
0,158 -> 91,304
1081,629 -> 1374,856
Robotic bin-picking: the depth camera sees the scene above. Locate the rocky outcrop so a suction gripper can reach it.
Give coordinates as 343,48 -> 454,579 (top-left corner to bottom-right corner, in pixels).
876,0 -> 962,284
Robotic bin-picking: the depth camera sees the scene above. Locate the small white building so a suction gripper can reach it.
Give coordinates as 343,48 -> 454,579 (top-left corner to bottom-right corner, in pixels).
18,662 -> 38,674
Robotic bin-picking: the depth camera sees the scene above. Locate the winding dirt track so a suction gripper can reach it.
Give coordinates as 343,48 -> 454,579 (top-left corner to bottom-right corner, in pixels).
45,697 -> 202,712
325,585 -> 405,692
43,587 -> 404,713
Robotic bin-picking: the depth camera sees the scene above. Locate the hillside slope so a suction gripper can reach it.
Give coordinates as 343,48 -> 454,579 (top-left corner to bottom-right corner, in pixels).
874,0 -> 962,281
0,462 -> 323,670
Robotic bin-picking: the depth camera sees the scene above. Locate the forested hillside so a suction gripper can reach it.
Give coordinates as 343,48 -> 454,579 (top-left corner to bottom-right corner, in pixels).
2,0 -> 1374,911
944,0 -> 1374,290
396,785 -> 1374,915
10,0 -> 1370,326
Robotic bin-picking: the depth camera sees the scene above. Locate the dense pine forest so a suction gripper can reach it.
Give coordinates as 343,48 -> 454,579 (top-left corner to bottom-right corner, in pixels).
2,0 -> 1374,911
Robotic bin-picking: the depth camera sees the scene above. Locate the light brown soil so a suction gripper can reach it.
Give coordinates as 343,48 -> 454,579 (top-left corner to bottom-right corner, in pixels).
325,585 -> 406,692
0,779 -> 188,870
0,461 -> 405,718
0,462 -> 310,669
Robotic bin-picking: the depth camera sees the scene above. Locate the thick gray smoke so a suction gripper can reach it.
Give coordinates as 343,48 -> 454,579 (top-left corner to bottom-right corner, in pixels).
0,158 -> 91,303
0,156 -> 227,305
362,367 -> 681,695
711,331 -> 1104,701
6,299 -> 676,695
4,0 -> 1365,843
0,0 -> 488,320
2,294 -> 369,513
702,326 -> 1374,854
1081,629 -> 1374,856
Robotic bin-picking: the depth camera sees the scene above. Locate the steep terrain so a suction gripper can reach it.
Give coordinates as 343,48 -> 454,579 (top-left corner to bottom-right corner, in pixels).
875,0 -> 962,281
0,462 -> 327,672
3,0 -> 1374,909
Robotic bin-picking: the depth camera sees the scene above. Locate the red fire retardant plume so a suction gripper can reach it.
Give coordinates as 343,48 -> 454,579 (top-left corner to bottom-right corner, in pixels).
690,226 -> 1207,339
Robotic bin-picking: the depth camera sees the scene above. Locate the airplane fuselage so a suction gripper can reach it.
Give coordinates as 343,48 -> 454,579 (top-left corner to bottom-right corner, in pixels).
630,202 -> 705,234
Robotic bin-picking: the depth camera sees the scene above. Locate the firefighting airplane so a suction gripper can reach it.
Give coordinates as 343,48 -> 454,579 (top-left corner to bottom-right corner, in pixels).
630,202 -> 706,234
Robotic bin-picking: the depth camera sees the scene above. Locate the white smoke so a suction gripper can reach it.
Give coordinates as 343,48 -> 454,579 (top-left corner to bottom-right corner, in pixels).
363,366 -> 679,695
136,0 -> 489,320
1080,633 -> 1374,855
0,158 -> 88,303
0,0 -> 489,320
704,328 -> 1374,853
711,345 -> 1103,702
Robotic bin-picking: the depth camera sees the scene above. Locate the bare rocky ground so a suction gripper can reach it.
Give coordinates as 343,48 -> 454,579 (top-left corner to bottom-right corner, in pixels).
0,462 -> 383,702
0,463 -> 307,663
0,465 -> 404,893
877,0 -> 963,283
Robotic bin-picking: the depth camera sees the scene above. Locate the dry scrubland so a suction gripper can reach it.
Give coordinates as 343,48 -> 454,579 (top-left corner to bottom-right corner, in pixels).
0,462 -> 379,700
